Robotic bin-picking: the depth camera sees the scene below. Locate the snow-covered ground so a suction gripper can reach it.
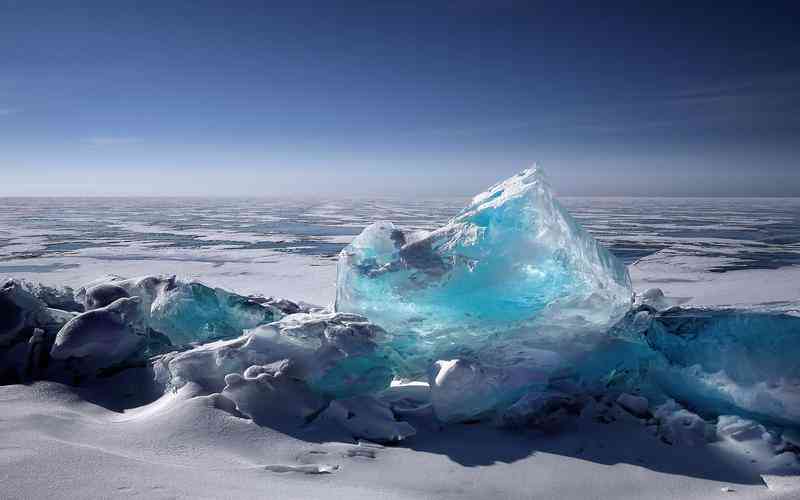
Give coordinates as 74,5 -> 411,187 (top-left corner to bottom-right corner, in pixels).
3,381 -> 798,500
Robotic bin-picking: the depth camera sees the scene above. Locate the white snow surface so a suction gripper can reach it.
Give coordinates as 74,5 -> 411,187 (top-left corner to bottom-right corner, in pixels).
2,381 -> 796,500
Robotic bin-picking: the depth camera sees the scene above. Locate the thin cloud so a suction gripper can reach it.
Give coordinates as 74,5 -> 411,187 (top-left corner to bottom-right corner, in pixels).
82,136 -> 142,146
659,71 -> 800,105
0,108 -> 19,116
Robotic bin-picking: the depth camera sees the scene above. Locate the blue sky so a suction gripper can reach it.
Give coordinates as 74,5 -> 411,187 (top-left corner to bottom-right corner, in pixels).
1,1 -> 799,196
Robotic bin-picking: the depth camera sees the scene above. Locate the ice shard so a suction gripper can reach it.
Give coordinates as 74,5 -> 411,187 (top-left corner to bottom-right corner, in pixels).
335,167 -> 632,373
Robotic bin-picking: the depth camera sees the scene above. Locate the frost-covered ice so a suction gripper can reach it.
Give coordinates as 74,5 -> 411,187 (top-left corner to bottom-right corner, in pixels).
429,356 -> 561,423
51,297 -> 145,375
78,274 -> 282,346
610,305 -> 800,426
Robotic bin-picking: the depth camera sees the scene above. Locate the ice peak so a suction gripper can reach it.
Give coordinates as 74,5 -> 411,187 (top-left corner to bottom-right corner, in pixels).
469,165 -> 549,210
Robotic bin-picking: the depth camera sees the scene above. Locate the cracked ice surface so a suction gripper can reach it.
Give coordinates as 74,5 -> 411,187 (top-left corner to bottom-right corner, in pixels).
335,167 -> 632,373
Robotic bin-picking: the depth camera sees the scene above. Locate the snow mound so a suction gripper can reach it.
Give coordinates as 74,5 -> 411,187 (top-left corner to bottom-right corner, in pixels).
156,310 -> 394,399
51,297 -> 146,375
222,359 -> 326,426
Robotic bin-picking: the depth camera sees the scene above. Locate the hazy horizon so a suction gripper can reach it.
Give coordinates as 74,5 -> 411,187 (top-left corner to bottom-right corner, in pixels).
2,1 -> 799,197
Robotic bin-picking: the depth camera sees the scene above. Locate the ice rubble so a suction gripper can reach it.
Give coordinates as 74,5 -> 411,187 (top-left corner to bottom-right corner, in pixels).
335,167 -> 632,373
1,275 -> 285,382
155,311 -> 393,398
78,275 -> 282,346
2,168 -> 800,450
151,310 -> 411,441
610,305 -> 800,426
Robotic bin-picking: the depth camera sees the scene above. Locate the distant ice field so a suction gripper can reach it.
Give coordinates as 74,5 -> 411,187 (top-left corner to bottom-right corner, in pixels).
2,196 -> 799,307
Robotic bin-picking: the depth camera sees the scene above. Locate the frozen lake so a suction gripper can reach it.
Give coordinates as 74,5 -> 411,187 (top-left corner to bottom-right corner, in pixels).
2,196 -> 800,306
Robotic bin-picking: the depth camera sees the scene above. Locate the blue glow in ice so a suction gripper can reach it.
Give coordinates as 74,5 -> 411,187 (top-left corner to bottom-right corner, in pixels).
638,307 -> 800,426
335,167 -> 632,372
149,282 -> 281,346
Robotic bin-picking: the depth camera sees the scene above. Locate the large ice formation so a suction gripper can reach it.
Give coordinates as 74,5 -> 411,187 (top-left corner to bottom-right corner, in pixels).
333,168 -> 800,426
611,305 -> 800,426
335,167 -> 632,373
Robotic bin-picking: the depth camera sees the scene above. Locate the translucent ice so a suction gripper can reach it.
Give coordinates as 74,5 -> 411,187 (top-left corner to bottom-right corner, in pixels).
335,167 -> 632,372
78,275 -> 281,346
149,281 -> 281,345
609,305 -> 800,426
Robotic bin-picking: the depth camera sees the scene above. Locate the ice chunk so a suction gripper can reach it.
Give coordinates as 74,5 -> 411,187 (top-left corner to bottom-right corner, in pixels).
78,275 -> 281,346
1,280 -> 75,348
633,288 -> 683,311
84,283 -> 129,310
0,281 -> 72,383
249,296 -> 307,315
264,464 -> 339,474
1,279 -> 44,347
50,297 -> 146,375
157,311 -> 394,398
256,312 -> 395,398
654,399 -> 714,446
149,281 -> 280,345
716,415 -> 770,443
19,280 -> 83,313
378,381 -> 432,417
77,274 -> 170,311
428,354 -> 562,422
335,167 -> 632,373
642,308 -> 800,425
496,391 -> 581,430
154,336 -> 262,392
319,396 -> 416,443
222,359 -> 326,426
